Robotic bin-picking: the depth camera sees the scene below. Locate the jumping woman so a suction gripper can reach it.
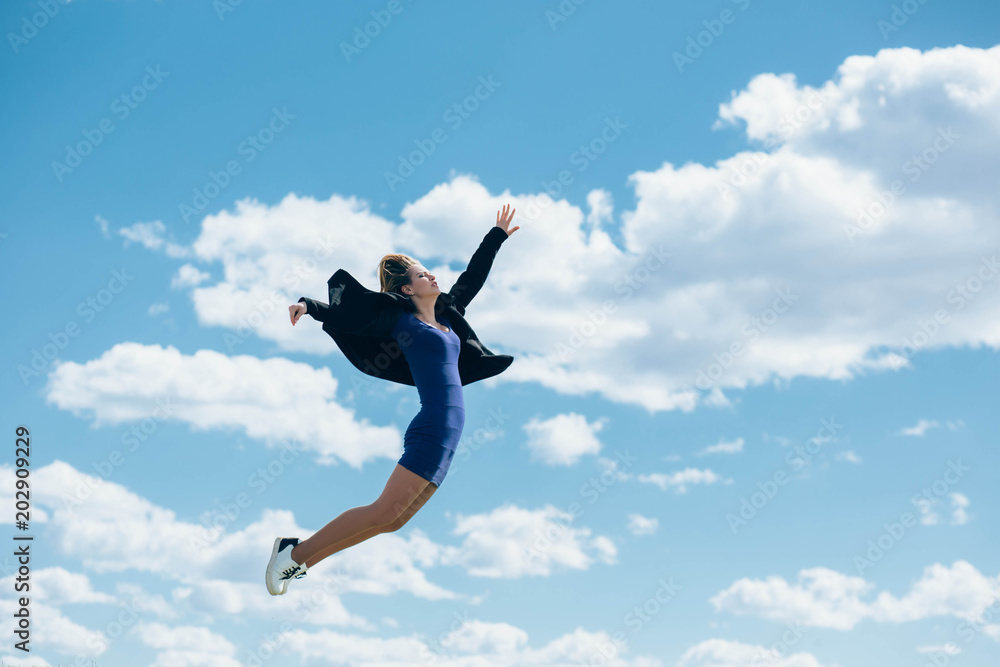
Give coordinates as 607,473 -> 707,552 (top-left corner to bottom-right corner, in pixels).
265,204 -> 519,595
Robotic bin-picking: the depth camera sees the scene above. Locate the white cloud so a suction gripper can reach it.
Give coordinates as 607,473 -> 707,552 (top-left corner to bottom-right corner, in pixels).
148,301 -> 170,316
439,503 -> 617,578
710,561 -> 1000,631
281,622 -> 661,666
119,220 -> 190,258
0,596 -> 106,657
914,493 -> 972,527
915,497 -> 940,525
917,643 -> 961,655
95,214 -> 110,239
898,418 -> 940,436
523,412 -> 606,466
696,437 -> 744,455
45,342 -> 402,468
171,263 -> 211,289
836,449 -> 862,464
115,582 -> 178,620
950,492 -> 971,525
586,188 -> 614,228
137,621 -> 242,667
626,513 -> 659,536
6,458 -> 621,643
0,567 -> 117,605
6,460 -> 459,616
0,654 -> 54,667
597,453 -> 635,481
637,468 -> 732,494
678,638 -> 829,667
125,45 -> 1000,414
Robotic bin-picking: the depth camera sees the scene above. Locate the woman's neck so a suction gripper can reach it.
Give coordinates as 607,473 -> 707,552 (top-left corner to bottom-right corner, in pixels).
409,295 -> 439,323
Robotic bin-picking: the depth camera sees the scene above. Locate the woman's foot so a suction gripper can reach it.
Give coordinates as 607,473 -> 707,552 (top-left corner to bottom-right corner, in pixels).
265,537 -> 308,595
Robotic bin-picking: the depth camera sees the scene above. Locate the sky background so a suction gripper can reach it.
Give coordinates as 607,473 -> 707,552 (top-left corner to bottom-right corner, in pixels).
2,1 -> 1000,666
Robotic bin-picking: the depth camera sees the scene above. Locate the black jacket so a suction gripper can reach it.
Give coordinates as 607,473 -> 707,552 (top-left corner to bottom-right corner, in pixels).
298,226 -> 513,387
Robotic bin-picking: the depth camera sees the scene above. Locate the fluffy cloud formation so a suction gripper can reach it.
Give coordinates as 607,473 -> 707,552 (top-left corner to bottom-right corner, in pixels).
696,437 -> 744,455
119,220 -> 190,259
710,561 -> 1000,634
1,460 -> 629,662
10,460 -> 457,618
678,638 -> 828,667
835,449 -> 862,464
898,418 -> 940,436
128,44 -> 1000,413
44,342 -> 401,468
637,468 -> 732,493
281,622 -> 662,666
523,412 -> 607,465
136,621 -> 242,667
915,491 -> 973,526
0,595 -> 107,658
438,503 -> 617,578
1,566 -> 116,606
626,513 -> 659,536
11,461 -> 617,601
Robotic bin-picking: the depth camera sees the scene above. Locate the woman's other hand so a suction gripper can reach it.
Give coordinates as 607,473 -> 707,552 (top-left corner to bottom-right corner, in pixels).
290,303 -> 306,325
496,203 -> 519,236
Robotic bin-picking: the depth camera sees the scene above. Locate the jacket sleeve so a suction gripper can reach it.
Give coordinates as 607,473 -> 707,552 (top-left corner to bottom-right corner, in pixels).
298,296 -> 331,322
298,279 -> 402,339
446,226 -> 509,316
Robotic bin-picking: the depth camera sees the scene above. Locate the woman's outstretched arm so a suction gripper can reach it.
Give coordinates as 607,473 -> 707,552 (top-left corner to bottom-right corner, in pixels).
292,296 -> 328,324
447,203 -> 519,315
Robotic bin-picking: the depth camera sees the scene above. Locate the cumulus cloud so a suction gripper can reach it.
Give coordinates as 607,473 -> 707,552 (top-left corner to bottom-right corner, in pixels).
281,622 -> 661,666
835,449 -> 862,464
626,513 -> 659,536
949,492 -> 971,525
898,418 -> 940,436
6,459 -> 619,632
119,220 -> 190,258
917,644 -> 961,655
710,561 -> 1000,632
438,503 -> 617,578
696,437 -> 744,455
637,468 -> 732,493
4,460 -> 459,620
123,45 -> 1000,414
44,342 -> 402,468
523,412 -> 607,466
136,621 -> 242,667
171,264 -> 211,289
0,596 -> 106,658
914,492 -> 972,526
0,567 -> 116,606
678,637 -> 829,667
586,188 -> 614,228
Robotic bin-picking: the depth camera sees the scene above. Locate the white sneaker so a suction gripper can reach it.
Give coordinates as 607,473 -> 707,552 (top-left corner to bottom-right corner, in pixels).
266,537 -> 308,595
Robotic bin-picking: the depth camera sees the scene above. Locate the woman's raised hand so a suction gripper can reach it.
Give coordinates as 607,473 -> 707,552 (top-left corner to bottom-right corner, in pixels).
290,303 -> 306,326
496,203 -> 519,236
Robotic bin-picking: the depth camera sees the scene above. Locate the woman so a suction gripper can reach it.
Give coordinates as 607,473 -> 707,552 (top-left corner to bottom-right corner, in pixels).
265,204 -> 519,595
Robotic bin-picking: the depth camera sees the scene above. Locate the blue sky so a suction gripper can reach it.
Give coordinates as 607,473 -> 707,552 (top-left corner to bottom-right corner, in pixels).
2,1 -> 1000,666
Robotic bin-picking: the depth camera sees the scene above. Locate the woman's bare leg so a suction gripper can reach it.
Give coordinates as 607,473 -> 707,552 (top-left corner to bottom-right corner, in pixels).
291,464 -> 434,568
298,481 -> 437,568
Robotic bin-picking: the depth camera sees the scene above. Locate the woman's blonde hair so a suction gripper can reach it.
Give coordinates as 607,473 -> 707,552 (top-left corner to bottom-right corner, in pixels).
377,254 -> 418,297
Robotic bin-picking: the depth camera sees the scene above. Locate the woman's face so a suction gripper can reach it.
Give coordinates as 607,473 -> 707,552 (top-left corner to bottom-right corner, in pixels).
403,264 -> 440,297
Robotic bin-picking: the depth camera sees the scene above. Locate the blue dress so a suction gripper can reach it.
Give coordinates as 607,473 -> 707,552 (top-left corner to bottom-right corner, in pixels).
390,311 -> 465,486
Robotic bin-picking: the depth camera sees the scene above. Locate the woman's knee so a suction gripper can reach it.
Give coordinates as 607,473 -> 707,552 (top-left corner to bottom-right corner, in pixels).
383,516 -> 406,532
368,500 -> 404,528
